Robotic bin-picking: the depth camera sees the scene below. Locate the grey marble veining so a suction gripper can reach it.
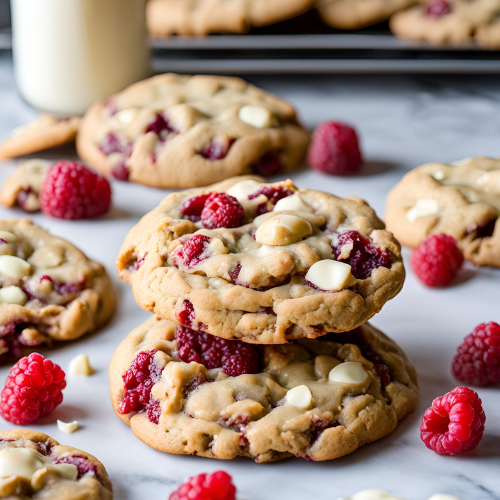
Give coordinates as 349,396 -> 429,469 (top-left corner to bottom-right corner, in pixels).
0,52 -> 499,500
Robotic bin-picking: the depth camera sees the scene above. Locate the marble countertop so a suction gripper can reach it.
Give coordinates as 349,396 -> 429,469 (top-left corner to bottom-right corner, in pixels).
0,52 -> 499,500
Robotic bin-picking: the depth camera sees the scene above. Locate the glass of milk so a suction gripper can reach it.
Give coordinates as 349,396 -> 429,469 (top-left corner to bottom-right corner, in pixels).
11,0 -> 150,116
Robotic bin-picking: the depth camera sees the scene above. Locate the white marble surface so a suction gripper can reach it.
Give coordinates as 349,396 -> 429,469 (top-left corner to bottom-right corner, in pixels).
0,52 -> 499,500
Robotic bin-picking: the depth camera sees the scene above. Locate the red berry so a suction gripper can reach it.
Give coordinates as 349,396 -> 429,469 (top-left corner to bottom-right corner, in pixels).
411,234 -> 464,287
452,322 -> 500,387
53,455 -> 98,479
248,185 -> 293,214
426,0 -> 452,18
252,151 -> 284,176
169,471 -> 236,500
40,161 -> 111,220
177,300 -> 196,328
308,121 -> 362,176
0,353 -> 66,425
201,193 -> 244,229
175,234 -> 212,268
180,194 -> 212,222
200,137 -> 235,161
420,386 -> 485,455
145,113 -> 177,141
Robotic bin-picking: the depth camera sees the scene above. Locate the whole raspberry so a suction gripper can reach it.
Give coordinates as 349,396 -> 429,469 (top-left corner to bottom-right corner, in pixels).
452,322 -> 500,387
201,193 -> 244,229
175,234 -> 211,268
411,234 -> 464,287
426,0 -> 452,17
420,386 -> 485,455
308,121 -> 362,176
169,471 -> 236,500
40,161 -> 111,220
0,353 -> 66,425
180,194 -> 212,222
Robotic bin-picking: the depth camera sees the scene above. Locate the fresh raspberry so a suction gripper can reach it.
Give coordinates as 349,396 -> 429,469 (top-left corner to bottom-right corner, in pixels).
169,471 -> 236,500
175,325 -> 260,376
252,151 -> 283,176
426,0 -> 452,17
308,121 -> 362,176
180,194 -> 212,222
175,234 -> 211,268
53,455 -> 98,479
420,386 -> 485,455
145,113 -> 177,140
411,234 -> 464,287
333,230 -> 391,280
452,322 -> 500,387
201,193 -> 244,229
201,137 -> 236,160
39,161 -> 111,220
0,353 -> 66,425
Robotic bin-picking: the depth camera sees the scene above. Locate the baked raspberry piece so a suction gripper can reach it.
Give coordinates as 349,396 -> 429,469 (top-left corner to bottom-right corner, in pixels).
53,455 -> 98,479
0,353 -> 66,425
175,234 -> 211,268
248,185 -> 294,214
99,132 -> 132,157
411,234 -> 464,287
252,151 -> 283,176
200,137 -> 236,161
180,194 -> 212,222
169,471 -> 236,500
175,325 -> 260,376
146,113 -> 177,141
308,121 -> 362,176
420,386 -> 485,455
452,322 -> 500,387
112,163 -> 130,181
425,0 -> 452,17
200,193 -> 244,229
39,161 -> 112,220
333,230 -> 391,280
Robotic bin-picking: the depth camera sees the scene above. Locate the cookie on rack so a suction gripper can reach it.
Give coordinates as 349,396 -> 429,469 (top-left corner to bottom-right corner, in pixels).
317,0 -> 417,30
117,176 -> 405,344
110,316 -> 419,462
147,0 -> 315,37
77,74 -> 309,188
390,0 -> 500,45
385,157 -> 500,267
0,219 -> 115,362
0,114 -> 80,161
0,430 -> 112,499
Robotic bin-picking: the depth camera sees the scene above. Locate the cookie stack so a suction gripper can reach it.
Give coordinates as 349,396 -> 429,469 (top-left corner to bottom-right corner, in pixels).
110,176 -> 419,462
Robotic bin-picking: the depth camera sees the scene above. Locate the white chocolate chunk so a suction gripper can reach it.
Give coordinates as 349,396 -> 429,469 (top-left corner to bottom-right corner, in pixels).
249,245 -> 276,257
238,105 -> 274,128
283,385 -> 312,410
305,260 -> 355,291
226,180 -> 264,201
28,245 -> 64,268
274,194 -> 312,213
476,172 -> 491,185
329,362 -> 368,384
0,286 -> 28,305
255,214 -> 312,246
406,199 -> 439,222
0,255 -> 31,279
57,420 -> 80,434
110,108 -> 137,128
0,231 -> 17,243
432,171 -> 445,181
68,354 -> 95,376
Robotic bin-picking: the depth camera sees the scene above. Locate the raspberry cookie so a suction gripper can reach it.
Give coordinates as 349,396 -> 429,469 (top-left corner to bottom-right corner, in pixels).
77,74 -> 309,188
476,11 -> 500,48
0,115 -> 80,161
0,430 -> 112,499
110,316 -> 418,462
117,177 -> 405,344
0,219 -> 115,362
147,0 -> 315,37
385,157 -> 500,267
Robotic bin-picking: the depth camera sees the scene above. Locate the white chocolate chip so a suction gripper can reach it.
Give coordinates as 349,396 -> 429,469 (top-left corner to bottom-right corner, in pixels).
274,194 -> 312,213
283,385 -> 313,410
57,420 -> 80,434
305,260 -> 355,291
249,245 -> 276,257
110,108 -> 137,128
406,199 -> 439,222
0,231 -> 17,243
432,171 -> 445,181
0,286 -> 28,305
477,172 -> 491,185
255,214 -> 312,246
329,362 -> 368,384
0,255 -> 31,279
68,354 -> 95,376
28,245 -> 64,269
238,105 -> 274,128
226,180 -> 264,201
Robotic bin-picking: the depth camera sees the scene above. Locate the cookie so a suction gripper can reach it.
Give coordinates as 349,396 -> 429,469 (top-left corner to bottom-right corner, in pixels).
385,157 -> 500,267
117,176 -> 405,344
317,0 -> 417,30
0,159 -> 52,213
390,0 -> 500,45
0,430 -> 112,499
0,115 -> 80,161
147,0 -> 315,37
110,316 -> 418,462
476,11 -> 500,48
76,74 -> 309,189
0,219 -> 115,362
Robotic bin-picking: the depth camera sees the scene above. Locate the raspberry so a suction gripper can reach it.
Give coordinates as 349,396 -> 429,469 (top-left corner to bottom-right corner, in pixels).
452,322 -> 500,387
175,325 -> 260,376
333,230 -> 391,280
53,455 -> 98,479
411,234 -> 464,287
112,163 -> 130,181
420,386 -> 485,455
0,353 -> 66,425
99,132 -> 132,157
180,194 -> 212,222
200,137 -> 235,160
201,193 -> 244,229
308,121 -> 362,176
177,300 -> 195,328
426,0 -> 452,17
469,218 -> 497,239
252,151 -> 283,176
169,471 -> 236,500
248,185 -> 293,214
146,113 -> 177,141
39,275 -> 85,295
175,234 -> 211,268
39,161 -> 111,220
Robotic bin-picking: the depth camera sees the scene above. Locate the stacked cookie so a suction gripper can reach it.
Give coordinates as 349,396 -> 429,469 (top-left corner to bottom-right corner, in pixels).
110,176 -> 419,462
